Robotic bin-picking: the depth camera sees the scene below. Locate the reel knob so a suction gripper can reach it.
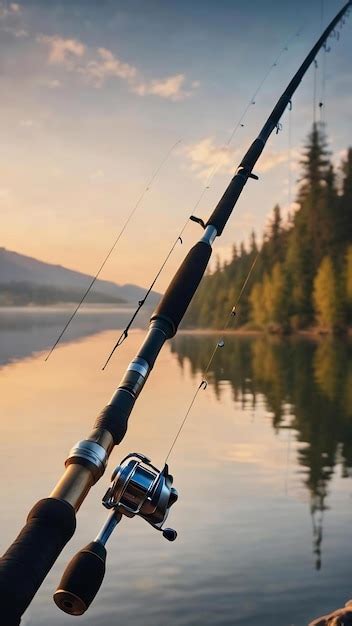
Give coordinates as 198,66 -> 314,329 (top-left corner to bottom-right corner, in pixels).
162,528 -> 177,542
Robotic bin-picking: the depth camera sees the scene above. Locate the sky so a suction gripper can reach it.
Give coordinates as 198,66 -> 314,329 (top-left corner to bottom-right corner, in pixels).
0,0 -> 351,290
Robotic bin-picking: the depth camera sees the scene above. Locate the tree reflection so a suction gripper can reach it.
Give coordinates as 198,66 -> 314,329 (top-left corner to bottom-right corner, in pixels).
171,334 -> 352,570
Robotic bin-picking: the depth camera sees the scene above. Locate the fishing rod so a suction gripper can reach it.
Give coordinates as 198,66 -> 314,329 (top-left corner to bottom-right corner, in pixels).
0,3 -> 350,624
101,23 -> 304,370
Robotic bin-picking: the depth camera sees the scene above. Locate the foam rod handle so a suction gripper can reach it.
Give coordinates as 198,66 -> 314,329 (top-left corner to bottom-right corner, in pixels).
54,541 -> 107,616
152,241 -> 212,335
0,498 -> 76,626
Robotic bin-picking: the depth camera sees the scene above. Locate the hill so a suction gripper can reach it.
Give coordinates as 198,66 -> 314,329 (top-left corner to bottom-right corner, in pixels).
0,248 -> 161,306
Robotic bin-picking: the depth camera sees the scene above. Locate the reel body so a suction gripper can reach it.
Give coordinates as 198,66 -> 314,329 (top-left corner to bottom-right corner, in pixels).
54,453 -> 178,616
103,453 -> 178,534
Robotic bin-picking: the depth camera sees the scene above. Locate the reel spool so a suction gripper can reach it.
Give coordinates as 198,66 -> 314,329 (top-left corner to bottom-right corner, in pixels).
103,452 -> 178,537
54,453 -> 178,616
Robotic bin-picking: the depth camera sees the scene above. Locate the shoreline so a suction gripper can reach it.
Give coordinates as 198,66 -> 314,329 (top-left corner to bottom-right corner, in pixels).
178,327 -> 352,338
0,306 -> 350,338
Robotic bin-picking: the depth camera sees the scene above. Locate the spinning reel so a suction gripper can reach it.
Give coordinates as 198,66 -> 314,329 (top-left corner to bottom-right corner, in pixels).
103,452 -> 178,538
54,453 -> 178,616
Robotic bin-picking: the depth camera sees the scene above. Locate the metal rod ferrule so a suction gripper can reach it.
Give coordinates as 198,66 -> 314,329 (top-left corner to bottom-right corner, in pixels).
200,225 -> 217,246
127,357 -> 150,378
65,440 -> 108,482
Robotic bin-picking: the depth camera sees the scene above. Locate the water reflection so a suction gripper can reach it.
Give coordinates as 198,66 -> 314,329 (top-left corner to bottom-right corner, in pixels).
171,333 -> 352,571
1,322 -> 352,624
0,306 -> 150,367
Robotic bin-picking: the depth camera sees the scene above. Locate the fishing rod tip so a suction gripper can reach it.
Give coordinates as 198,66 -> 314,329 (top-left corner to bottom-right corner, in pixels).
101,357 -> 112,371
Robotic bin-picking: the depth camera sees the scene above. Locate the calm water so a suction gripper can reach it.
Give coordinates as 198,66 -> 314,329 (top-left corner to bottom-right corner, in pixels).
0,309 -> 352,626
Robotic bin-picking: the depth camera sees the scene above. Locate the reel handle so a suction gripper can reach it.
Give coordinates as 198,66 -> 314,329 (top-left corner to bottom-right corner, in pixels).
53,541 -> 106,616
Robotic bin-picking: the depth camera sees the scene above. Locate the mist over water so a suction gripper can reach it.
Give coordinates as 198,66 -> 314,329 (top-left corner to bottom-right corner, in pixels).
0,306 -> 150,367
0,310 -> 351,626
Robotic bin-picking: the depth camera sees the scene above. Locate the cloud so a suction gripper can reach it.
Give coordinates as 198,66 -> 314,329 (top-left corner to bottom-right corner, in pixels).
83,47 -> 137,87
0,2 -> 28,36
83,51 -> 197,100
184,138 -> 299,182
133,73 -> 196,101
1,24 -> 27,36
184,137 -> 236,180
256,150 -> 289,173
46,79 -> 62,89
37,35 -> 86,65
12,27 -> 26,36
90,169 -> 105,183
19,119 -> 36,127
0,1 -> 26,36
0,2 -> 22,18
37,33 -> 198,101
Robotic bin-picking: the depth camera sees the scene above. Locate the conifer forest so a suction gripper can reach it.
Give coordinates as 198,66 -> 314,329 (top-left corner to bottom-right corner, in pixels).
186,123 -> 352,334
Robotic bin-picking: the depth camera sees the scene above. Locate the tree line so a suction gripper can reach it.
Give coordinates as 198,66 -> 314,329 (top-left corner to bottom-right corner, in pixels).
185,123 -> 352,333
0,281 -> 125,306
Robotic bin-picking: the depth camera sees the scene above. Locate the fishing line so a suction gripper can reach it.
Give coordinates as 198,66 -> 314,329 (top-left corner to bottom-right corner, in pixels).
284,423 -> 292,496
164,252 -> 259,463
101,180 -> 211,369
44,139 -> 182,361
320,0 -> 325,31
288,100 -> 293,214
3,5 -> 351,619
194,24 -> 304,186
319,41 -> 327,123
102,23 -> 305,369
319,1 -> 350,123
101,227 -> 187,370
165,0 -> 352,496
313,58 -> 318,123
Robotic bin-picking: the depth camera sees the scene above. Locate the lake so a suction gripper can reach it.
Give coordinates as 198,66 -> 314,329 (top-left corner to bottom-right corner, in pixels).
0,308 -> 351,626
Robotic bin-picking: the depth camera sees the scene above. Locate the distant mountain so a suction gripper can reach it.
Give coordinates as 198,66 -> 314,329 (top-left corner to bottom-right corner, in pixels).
0,247 -> 161,306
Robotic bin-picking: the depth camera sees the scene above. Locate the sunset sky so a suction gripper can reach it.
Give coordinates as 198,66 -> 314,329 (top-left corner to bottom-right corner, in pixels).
1,0 -> 351,290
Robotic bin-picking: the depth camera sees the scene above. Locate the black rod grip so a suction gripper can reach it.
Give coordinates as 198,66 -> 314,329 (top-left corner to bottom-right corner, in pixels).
152,241 -> 212,336
54,541 -> 106,616
0,498 -> 76,626
94,390 -> 135,445
206,173 -> 246,236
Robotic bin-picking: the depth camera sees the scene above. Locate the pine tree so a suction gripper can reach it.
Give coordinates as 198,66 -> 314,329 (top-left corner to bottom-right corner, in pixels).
313,256 -> 341,331
337,149 -> 352,250
320,164 -> 338,260
299,123 -> 330,203
249,282 -> 266,327
298,122 -> 330,264
266,263 -> 287,327
346,245 -> 352,324
185,125 -> 351,333
285,218 -> 312,327
250,230 -> 258,254
268,205 -> 284,264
